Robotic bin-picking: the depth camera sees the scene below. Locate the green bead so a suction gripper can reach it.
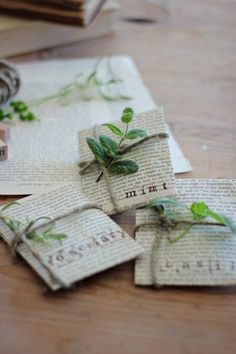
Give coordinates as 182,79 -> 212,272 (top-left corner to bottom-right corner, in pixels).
19,112 -> 27,121
26,112 -> 36,121
12,101 -> 28,113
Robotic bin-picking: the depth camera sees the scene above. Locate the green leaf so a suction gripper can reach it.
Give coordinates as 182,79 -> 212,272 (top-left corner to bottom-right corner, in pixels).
147,198 -> 187,210
108,160 -> 138,175
207,210 -> 226,224
98,87 -> 119,101
190,202 -> 209,220
103,123 -> 123,137
43,229 -> 67,241
121,107 -> 134,123
5,218 -> 23,232
118,92 -> 133,100
86,71 -> 97,84
30,228 -> 67,243
126,129 -> 147,139
86,137 -> 107,165
123,107 -> 134,115
99,135 -> 118,157
209,212 -> 236,234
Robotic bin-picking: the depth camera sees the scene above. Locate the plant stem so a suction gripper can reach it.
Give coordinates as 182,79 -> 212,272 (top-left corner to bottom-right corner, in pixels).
96,123 -> 129,183
169,224 -> 192,244
169,220 -> 226,243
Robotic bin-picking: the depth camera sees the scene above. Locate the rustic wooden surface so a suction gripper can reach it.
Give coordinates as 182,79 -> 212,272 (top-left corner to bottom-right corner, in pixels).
1,1 -> 236,353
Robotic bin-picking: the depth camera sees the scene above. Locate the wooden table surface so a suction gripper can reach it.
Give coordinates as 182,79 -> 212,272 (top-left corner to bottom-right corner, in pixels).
1,1 -> 236,353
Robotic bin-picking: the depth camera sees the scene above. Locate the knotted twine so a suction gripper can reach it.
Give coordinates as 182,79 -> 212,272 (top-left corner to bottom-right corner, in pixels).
4,203 -> 102,289
79,124 -> 169,214
0,60 -> 21,105
134,216 -> 226,288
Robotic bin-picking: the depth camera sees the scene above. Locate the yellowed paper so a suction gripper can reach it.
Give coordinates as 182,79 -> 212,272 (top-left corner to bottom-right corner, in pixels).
0,184 -> 143,290
135,179 -> 236,286
79,108 -> 176,215
0,57 -> 191,195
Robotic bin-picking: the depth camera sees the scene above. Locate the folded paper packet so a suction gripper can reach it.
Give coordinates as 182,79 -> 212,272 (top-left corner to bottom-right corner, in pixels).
135,179 -> 236,287
0,184 -> 143,291
78,108 -> 177,215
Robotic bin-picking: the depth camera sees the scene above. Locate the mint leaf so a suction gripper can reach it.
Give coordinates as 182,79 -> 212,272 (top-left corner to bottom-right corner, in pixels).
123,107 -> 134,115
210,212 -> 236,234
126,129 -> 147,139
5,218 -> 23,232
103,123 -> 123,137
118,92 -> 133,100
98,87 -> 119,101
121,107 -> 134,123
99,135 -> 118,157
190,202 -> 209,220
108,160 -> 138,175
207,210 -> 226,224
86,137 -> 107,165
43,229 -> 67,241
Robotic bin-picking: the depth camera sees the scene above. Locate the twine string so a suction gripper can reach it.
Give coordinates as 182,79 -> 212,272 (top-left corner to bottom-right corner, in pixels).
0,60 -> 21,105
3,203 -> 102,289
134,216 -> 226,287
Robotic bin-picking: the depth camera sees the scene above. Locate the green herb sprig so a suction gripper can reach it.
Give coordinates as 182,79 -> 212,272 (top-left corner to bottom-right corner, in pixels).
147,198 -> 236,243
0,202 -> 67,244
0,58 -> 131,124
0,101 -> 39,123
86,107 -> 147,182
30,58 -> 132,107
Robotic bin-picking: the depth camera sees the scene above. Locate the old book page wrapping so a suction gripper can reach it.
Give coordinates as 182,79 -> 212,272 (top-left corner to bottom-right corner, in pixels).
79,108 -> 176,215
0,57 -> 191,195
0,184 -> 143,290
135,179 -> 236,286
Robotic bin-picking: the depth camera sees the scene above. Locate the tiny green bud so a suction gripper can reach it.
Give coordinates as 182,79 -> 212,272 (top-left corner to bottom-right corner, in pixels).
123,107 -> 134,115
19,112 -> 28,121
26,112 -> 37,121
11,101 -> 28,113
121,107 -> 134,124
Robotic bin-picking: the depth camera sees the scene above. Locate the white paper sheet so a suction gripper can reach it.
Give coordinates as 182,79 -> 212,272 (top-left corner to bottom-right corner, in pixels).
0,56 -> 191,195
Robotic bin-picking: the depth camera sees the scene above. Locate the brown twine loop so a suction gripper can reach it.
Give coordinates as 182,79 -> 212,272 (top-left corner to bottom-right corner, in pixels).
134,216 -> 177,288
8,202 -> 102,289
134,215 -> 227,287
0,60 -> 21,105
79,125 -> 169,214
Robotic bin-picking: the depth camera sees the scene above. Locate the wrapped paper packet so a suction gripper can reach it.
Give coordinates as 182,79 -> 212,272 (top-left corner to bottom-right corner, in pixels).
0,184 -> 143,290
135,179 -> 236,287
78,108 -> 176,215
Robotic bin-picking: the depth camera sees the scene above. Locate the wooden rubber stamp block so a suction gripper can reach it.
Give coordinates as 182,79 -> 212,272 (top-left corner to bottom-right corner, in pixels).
0,139 -> 7,161
0,123 -> 10,142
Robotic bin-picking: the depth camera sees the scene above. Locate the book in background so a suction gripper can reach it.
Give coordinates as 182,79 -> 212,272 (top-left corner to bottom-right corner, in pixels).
0,1 -> 118,58
0,0 -> 107,26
